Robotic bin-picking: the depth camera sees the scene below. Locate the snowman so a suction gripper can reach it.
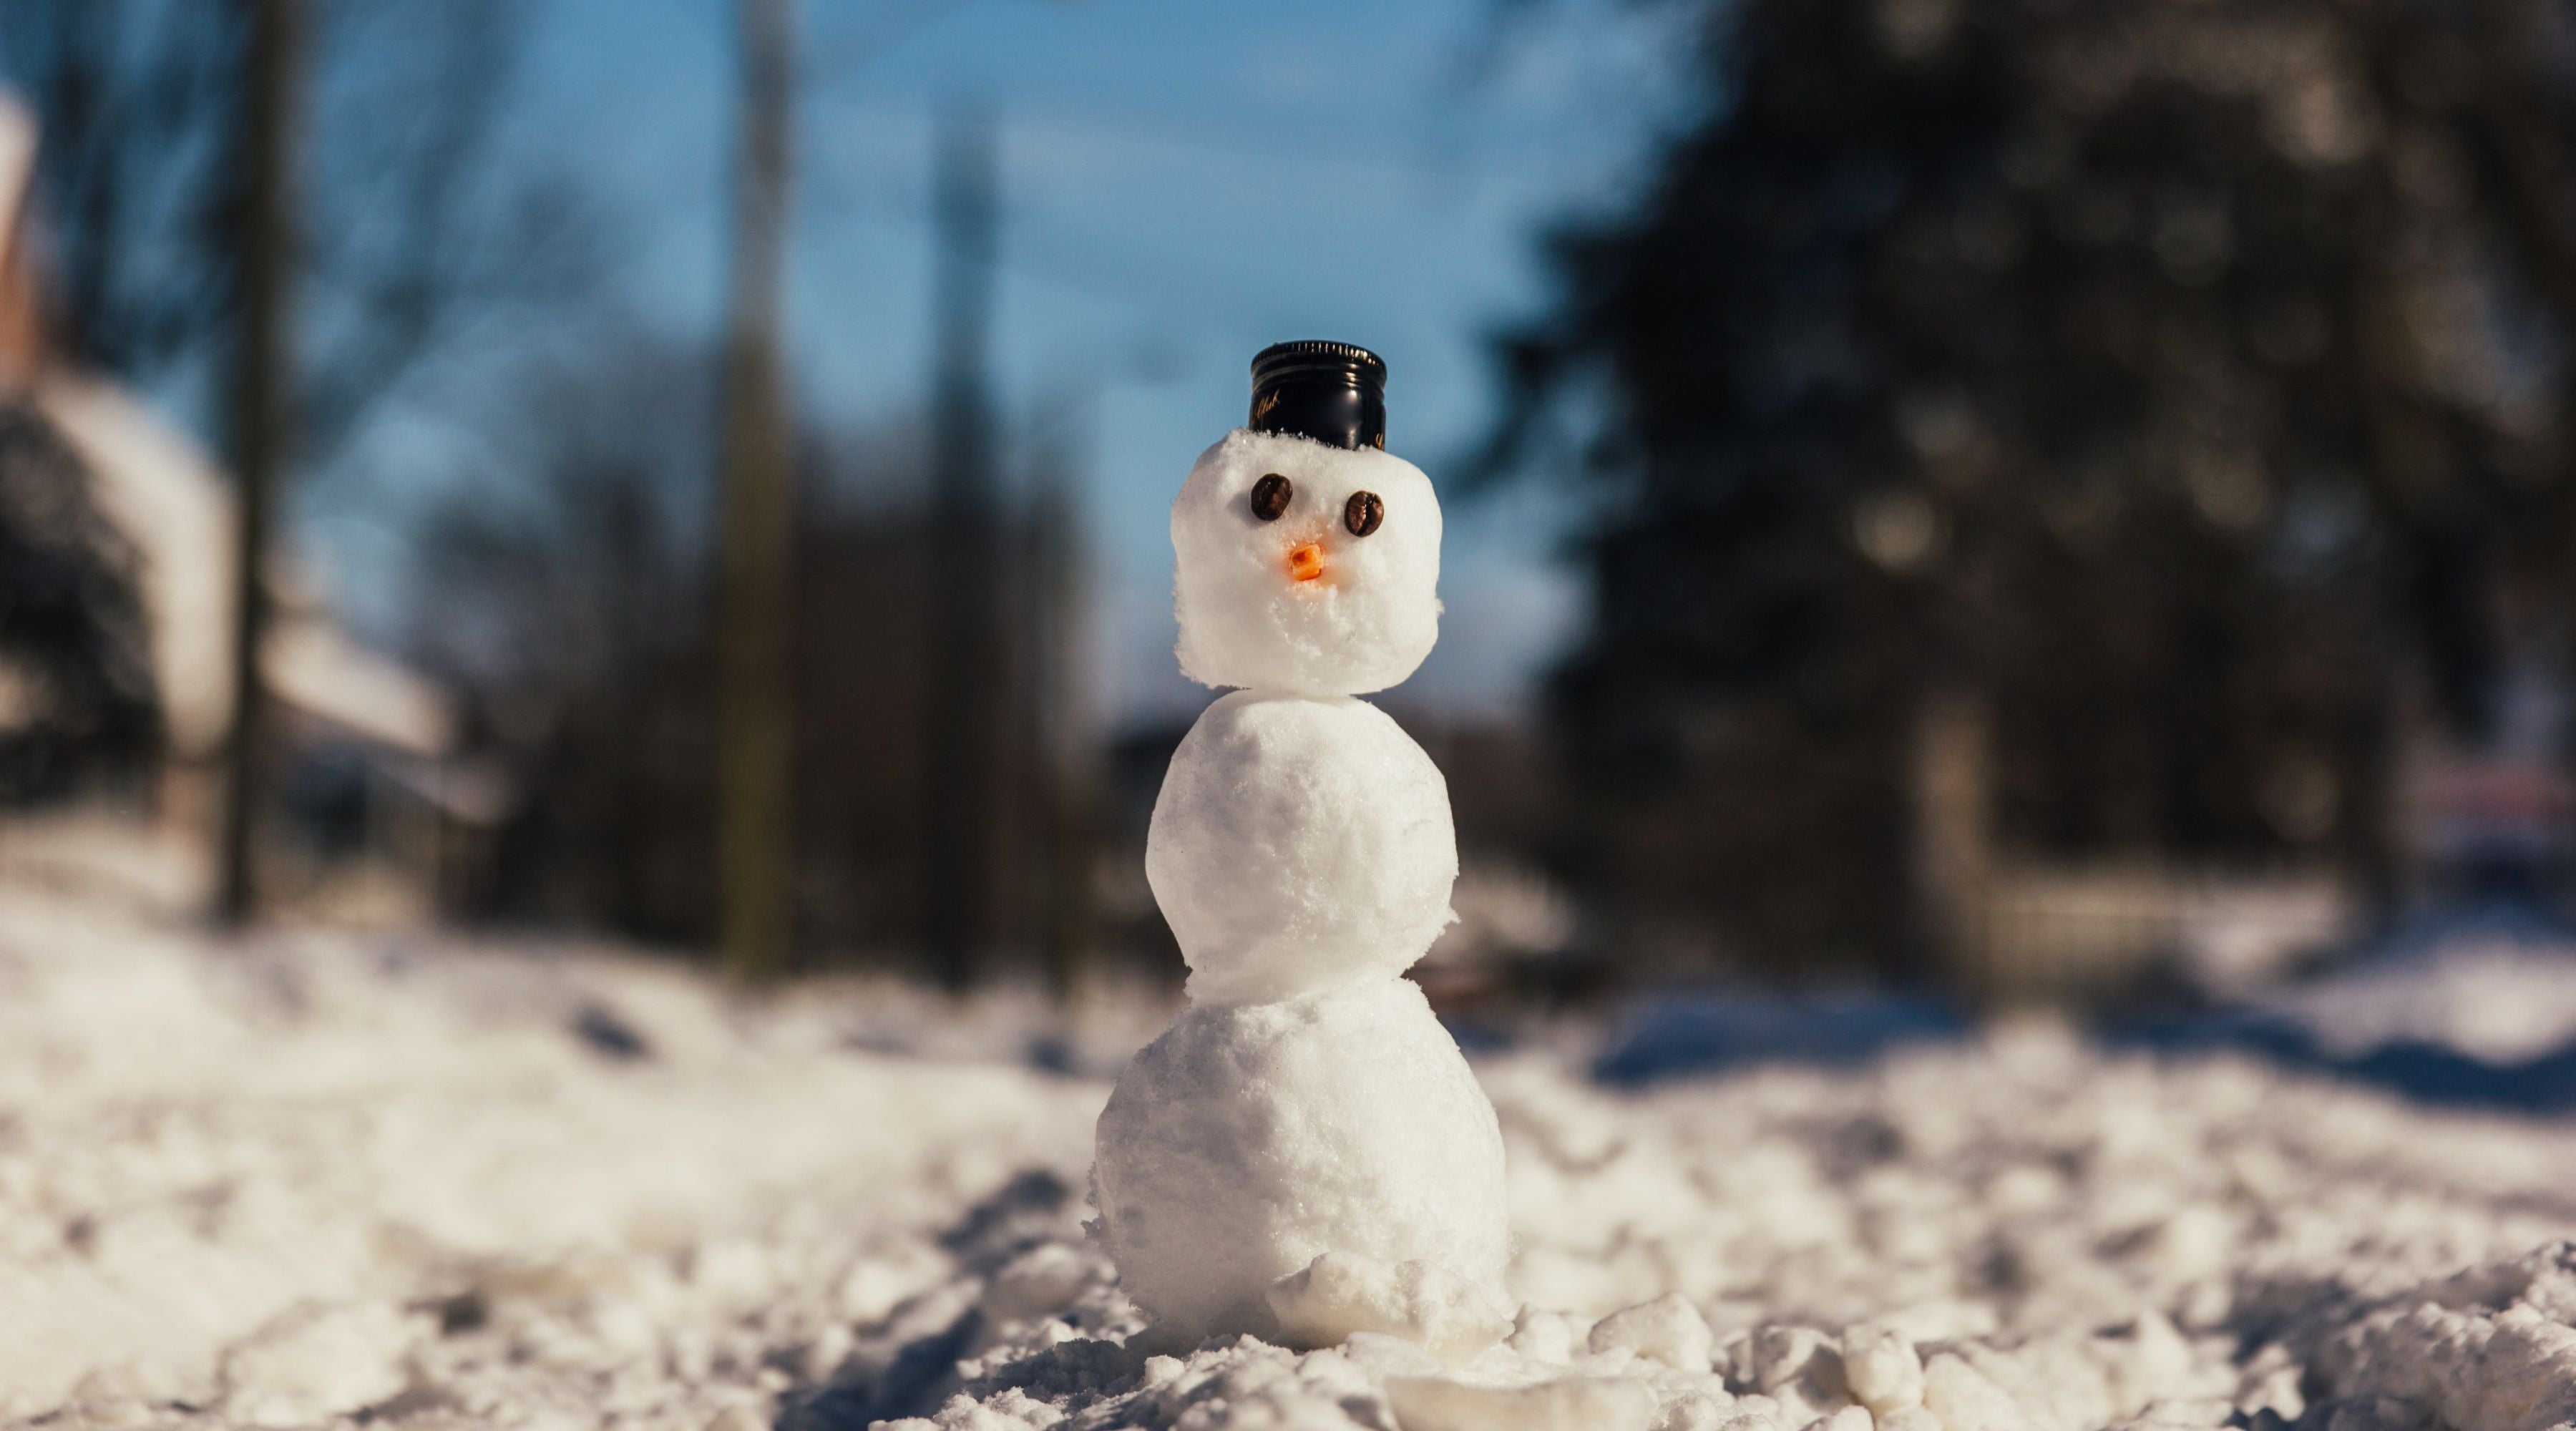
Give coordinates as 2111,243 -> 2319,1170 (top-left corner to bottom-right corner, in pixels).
1091,342 -> 1513,1359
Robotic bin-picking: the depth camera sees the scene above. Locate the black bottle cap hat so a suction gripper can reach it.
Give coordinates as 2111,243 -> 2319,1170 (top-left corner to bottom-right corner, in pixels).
1249,340 -> 1386,451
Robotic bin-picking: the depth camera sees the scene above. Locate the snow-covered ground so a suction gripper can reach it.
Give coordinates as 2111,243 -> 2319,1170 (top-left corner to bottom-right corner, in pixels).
4,834 -> 2575,1431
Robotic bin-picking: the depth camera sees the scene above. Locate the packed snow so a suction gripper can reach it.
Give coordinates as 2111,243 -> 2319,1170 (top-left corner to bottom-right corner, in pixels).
4,832 -> 2576,1430
2255,914 -> 2576,1065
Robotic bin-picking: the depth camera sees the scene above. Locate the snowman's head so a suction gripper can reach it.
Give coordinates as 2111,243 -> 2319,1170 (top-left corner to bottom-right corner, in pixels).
1171,429 -> 1442,695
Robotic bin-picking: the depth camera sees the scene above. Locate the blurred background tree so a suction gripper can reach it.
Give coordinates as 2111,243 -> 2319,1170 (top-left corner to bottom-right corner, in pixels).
1488,0 -> 2576,980
5,0 -> 588,460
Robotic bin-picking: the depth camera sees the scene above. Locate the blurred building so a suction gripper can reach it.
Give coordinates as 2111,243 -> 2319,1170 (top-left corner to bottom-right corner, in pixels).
1910,694 -> 2354,1006
0,96 -> 492,919
2398,652 -> 2576,897
1911,661 -> 2576,1008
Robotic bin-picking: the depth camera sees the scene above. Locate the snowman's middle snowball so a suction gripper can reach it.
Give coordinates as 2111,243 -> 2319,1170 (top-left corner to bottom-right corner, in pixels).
1147,691 -> 1457,1006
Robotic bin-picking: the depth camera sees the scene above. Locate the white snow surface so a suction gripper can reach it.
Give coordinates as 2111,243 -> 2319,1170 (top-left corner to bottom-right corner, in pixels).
6,861 -> 2576,1430
1171,431 -> 1442,697
2260,937 -> 2576,1063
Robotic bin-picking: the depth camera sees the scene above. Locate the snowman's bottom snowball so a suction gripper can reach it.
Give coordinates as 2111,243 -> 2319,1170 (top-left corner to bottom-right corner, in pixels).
1264,1251 -> 1514,1365
1090,977 -> 1509,1345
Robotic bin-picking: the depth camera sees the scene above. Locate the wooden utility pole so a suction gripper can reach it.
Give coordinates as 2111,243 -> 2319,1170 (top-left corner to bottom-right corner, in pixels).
716,0 -> 798,980
920,105 -> 1000,994
217,0 -> 302,927
1026,426 -> 1098,1002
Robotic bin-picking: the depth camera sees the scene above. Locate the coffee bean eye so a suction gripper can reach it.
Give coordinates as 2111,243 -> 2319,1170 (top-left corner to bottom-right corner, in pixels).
1344,490 -> 1385,537
1249,474 -> 1293,522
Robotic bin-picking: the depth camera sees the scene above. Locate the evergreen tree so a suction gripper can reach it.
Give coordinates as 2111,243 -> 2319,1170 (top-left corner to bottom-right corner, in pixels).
1492,0 -> 2576,971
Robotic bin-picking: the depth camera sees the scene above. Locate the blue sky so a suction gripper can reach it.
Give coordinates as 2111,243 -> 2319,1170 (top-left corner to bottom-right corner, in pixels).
446,0 -> 1689,725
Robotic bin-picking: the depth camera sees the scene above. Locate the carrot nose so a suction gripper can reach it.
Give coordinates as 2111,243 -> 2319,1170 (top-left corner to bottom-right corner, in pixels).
1287,543 -> 1326,582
